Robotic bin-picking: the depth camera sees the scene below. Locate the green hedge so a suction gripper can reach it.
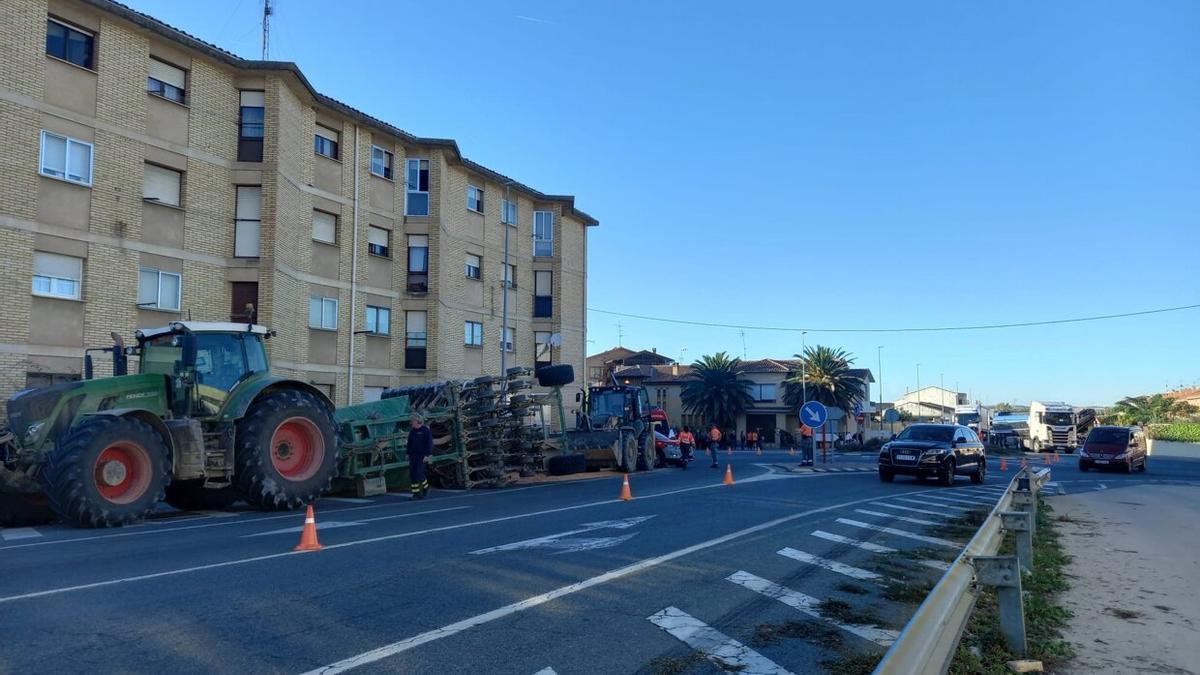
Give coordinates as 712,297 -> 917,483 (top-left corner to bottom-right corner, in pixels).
1147,423 -> 1200,443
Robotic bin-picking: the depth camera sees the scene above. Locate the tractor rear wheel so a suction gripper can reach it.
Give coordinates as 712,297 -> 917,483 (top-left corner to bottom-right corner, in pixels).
233,389 -> 338,510
164,480 -> 240,512
41,416 -> 171,527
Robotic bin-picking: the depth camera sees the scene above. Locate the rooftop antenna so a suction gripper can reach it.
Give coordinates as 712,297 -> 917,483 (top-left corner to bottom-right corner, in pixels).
261,0 -> 273,60
616,321 -> 623,347
740,330 -> 747,359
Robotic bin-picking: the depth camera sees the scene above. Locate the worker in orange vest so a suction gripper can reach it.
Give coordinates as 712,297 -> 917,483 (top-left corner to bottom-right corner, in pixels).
708,425 -> 722,468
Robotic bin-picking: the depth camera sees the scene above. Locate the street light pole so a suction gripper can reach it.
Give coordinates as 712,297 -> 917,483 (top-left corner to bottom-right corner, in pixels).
916,363 -> 921,422
500,181 -> 513,379
940,373 -> 945,423
877,346 -> 883,432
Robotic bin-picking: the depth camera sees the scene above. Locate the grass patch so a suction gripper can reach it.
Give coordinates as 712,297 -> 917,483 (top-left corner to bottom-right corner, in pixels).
750,620 -> 843,649
835,581 -> 872,595
882,578 -> 935,604
820,650 -> 883,675
891,546 -> 958,563
929,508 -> 990,540
949,498 -> 1075,674
817,598 -> 891,627
648,650 -> 705,675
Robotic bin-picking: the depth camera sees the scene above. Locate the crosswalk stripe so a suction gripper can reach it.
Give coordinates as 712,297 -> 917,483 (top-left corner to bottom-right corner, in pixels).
869,502 -> 949,518
920,559 -> 951,571
0,527 -> 42,541
727,571 -> 899,647
647,606 -> 793,674
835,518 -> 958,548
853,509 -> 940,526
920,494 -> 993,506
777,547 -> 882,580
892,496 -> 970,512
810,530 -> 897,554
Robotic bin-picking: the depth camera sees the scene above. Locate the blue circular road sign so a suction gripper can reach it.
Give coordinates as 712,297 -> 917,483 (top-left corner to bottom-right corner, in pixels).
800,401 -> 828,428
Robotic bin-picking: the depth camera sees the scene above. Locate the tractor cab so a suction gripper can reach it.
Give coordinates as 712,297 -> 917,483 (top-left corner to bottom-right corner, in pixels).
582,385 -> 650,430
136,322 -> 272,416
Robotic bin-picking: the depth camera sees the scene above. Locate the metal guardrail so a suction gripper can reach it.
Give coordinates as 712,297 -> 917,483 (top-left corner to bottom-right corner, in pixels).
874,466 -> 1052,674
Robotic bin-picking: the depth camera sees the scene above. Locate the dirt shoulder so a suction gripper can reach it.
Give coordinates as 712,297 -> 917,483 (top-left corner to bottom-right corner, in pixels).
1049,485 -> 1200,674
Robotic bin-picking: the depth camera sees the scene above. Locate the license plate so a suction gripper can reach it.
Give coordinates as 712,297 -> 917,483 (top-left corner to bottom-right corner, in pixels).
1094,460 -> 1109,464
896,454 -> 917,461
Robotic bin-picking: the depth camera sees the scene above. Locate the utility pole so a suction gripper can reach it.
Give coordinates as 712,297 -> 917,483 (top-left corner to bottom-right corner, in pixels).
916,363 -> 921,422
500,181 -> 513,378
877,346 -> 884,432
740,330 -> 747,360
941,373 -> 945,422
261,0 -> 272,59
616,322 -> 624,347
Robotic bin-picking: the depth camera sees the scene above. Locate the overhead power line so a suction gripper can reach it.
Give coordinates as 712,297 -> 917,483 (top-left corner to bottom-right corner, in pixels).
587,303 -> 1200,334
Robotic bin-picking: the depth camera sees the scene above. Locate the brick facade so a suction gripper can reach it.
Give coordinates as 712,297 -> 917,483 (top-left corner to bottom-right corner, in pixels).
0,0 -> 596,415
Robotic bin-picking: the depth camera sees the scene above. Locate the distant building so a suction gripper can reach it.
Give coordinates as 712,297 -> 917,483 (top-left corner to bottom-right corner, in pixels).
585,346 -> 674,386
1167,388 -> 1200,410
893,387 -> 967,422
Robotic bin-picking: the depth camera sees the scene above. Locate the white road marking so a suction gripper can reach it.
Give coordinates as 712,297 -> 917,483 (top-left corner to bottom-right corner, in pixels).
727,571 -> 899,646
919,494 -> 994,506
1097,483 -> 1107,491
647,606 -> 793,675
835,519 -> 958,548
323,497 -> 374,504
777,547 -> 881,580
532,669 -> 556,675
809,530 -> 896,554
920,560 -> 951,571
853,509 -> 940,526
295,489 -> 936,674
892,496 -> 970,512
869,502 -> 949,518
192,510 -> 244,518
0,527 -> 42,541
244,521 -> 366,537
469,516 -> 655,555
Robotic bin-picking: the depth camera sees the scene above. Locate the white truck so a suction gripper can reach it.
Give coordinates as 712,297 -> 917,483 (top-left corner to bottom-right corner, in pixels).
1029,401 -> 1082,453
954,404 -> 992,438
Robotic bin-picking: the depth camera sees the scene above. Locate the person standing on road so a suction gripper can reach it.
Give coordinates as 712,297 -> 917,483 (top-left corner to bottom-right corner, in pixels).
678,426 -> 696,462
708,424 -> 722,468
407,413 -> 433,499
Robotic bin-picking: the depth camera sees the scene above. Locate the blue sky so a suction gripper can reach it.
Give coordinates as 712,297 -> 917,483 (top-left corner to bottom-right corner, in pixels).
131,0 -> 1199,406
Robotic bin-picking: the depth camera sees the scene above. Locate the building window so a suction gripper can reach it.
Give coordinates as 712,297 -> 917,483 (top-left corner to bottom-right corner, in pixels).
46,18 -> 93,69
465,253 -> 481,280
147,58 -> 186,103
750,383 -> 777,402
501,198 -> 517,225
312,210 -> 337,244
314,125 -> 339,159
234,186 -> 262,257
39,131 -> 92,186
308,295 -> 338,330
32,252 -> 82,300
503,263 -> 516,289
464,321 -> 483,346
405,158 -> 430,216
535,331 -> 552,368
365,305 -> 391,335
534,270 -> 553,318
467,185 -> 483,213
534,211 -> 554,257
405,310 -> 427,369
138,268 -> 181,311
144,163 -> 182,207
407,235 -> 429,292
367,225 -> 390,257
501,327 -> 515,353
589,366 -> 604,381
371,146 -> 393,179
238,90 -> 265,162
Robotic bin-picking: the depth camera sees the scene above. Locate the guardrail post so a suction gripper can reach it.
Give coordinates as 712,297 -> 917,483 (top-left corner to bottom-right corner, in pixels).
1000,511 -> 1033,572
973,555 -> 1027,656
1012,472 -> 1037,537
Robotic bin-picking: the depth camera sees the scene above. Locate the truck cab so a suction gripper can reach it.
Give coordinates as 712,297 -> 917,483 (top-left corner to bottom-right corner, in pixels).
1029,400 -> 1079,453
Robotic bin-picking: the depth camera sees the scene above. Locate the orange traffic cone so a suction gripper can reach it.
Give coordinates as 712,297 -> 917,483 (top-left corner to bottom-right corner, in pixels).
1000,457 -> 1008,471
293,504 -> 323,552
619,475 -> 633,501
723,464 -> 735,485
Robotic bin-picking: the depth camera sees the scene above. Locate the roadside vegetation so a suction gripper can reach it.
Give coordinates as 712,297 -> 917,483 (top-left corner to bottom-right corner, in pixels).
1146,422 -> 1200,443
1101,394 -> 1198,426
950,499 -> 1074,674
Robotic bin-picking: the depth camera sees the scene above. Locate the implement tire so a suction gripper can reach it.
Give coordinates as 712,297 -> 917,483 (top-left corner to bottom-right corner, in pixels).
547,453 -> 587,476
536,364 -> 575,388
42,416 -> 171,527
233,389 -> 338,510
164,480 -> 240,512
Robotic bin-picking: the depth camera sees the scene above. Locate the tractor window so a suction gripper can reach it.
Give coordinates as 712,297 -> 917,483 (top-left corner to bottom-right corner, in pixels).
244,335 -> 268,376
195,333 -> 250,393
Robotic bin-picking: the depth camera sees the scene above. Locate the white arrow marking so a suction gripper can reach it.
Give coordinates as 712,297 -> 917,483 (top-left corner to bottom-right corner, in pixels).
243,521 -> 366,537
469,516 -> 655,555
1096,483 -> 1107,491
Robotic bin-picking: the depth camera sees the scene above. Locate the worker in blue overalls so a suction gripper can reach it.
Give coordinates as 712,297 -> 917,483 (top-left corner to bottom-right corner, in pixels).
407,413 -> 433,499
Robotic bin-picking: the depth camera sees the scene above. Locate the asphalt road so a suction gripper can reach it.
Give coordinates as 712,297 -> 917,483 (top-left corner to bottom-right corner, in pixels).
1,450 -> 1197,674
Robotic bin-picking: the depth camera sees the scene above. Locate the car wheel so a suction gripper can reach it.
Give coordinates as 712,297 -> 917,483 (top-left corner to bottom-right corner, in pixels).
1139,457 -> 1148,473
878,468 -> 894,483
970,460 -> 985,484
939,461 -> 955,487
1122,460 -> 1133,474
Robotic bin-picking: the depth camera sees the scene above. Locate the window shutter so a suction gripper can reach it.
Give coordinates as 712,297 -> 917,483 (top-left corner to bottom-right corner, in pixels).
240,90 -> 265,107
148,59 -> 185,88
316,125 -> 339,143
138,269 -> 158,305
144,164 -> 181,206
236,186 -> 262,220
41,133 -> 67,176
313,211 -> 337,243
367,226 -> 389,248
406,311 -> 427,333
33,252 -> 82,280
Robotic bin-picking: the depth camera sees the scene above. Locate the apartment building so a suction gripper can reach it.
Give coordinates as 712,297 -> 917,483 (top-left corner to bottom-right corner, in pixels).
0,0 -> 597,410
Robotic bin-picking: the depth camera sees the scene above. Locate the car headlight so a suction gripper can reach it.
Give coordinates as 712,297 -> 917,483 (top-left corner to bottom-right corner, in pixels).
24,421 -> 45,442
1114,452 -> 1129,460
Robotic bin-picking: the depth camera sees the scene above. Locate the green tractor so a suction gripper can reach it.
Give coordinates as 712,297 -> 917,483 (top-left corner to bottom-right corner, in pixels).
0,322 -> 339,528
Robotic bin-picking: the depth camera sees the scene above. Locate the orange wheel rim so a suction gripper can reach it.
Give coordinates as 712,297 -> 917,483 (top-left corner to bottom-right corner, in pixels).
270,417 -> 325,481
94,441 -> 152,504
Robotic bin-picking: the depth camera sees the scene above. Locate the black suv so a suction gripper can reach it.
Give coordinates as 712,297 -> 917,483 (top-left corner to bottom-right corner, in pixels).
878,424 -> 987,486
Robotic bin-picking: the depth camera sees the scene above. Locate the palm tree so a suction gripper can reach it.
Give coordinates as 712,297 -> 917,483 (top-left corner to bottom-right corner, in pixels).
680,352 -> 753,429
1107,394 -> 1197,425
783,345 -> 864,414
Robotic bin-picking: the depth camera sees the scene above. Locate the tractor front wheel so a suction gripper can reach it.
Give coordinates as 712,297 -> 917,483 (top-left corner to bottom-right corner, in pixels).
233,390 -> 338,510
42,416 -> 171,527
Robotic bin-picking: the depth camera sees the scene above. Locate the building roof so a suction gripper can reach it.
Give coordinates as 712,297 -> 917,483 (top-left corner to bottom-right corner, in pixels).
645,365 -> 695,384
86,0 -> 598,227
1167,388 -> 1200,402
587,346 -> 636,364
613,365 -> 655,380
